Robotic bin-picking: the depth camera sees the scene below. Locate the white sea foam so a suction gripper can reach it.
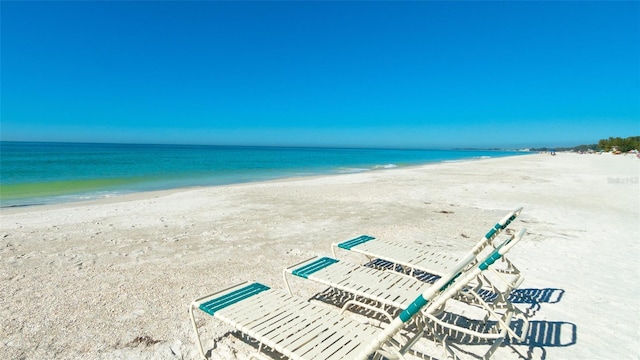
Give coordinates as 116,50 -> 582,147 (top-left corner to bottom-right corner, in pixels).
373,164 -> 398,169
337,167 -> 370,173
444,156 -> 492,164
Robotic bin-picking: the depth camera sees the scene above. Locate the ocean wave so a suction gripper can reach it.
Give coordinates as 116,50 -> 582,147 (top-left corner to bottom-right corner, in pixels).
373,164 -> 398,169
443,156 -> 492,163
337,167 -> 371,173
337,164 -> 397,173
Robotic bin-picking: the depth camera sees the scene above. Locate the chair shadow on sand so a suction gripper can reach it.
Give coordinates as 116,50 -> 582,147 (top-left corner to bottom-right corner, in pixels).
503,318 -> 577,360
432,313 -> 577,360
397,313 -> 577,360
308,287 -> 575,360
227,318 -> 577,360
365,259 -> 566,316
475,287 -> 565,317
220,287 -> 575,360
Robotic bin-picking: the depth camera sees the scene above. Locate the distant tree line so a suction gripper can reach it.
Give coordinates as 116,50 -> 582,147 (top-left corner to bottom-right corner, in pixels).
596,136 -> 640,152
531,136 -> 640,153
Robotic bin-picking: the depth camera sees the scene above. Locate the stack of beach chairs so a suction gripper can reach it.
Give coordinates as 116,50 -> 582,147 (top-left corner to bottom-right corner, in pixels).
190,207 -> 530,360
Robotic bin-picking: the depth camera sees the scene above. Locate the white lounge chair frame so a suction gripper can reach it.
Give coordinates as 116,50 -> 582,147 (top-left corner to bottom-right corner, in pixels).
285,229 -> 528,360
189,233 -> 522,360
331,207 -> 525,305
189,232 -> 523,360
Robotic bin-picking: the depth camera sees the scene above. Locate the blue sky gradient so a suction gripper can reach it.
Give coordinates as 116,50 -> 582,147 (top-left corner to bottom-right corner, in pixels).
2,1 -> 639,148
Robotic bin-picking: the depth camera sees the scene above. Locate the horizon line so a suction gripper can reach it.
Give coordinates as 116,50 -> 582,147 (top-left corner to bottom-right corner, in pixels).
0,140 -> 534,151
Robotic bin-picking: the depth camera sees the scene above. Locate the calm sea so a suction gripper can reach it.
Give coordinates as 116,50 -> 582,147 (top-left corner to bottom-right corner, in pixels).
0,142 -> 528,207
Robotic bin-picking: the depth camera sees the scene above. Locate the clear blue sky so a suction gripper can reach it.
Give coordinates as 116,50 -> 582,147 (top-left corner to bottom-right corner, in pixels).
2,1 -> 638,148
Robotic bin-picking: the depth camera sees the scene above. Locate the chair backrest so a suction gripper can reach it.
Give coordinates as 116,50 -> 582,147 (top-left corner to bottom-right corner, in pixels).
427,228 -> 526,313
356,228 -> 527,358
333,207 -> 523,262
469,206 -> 523,256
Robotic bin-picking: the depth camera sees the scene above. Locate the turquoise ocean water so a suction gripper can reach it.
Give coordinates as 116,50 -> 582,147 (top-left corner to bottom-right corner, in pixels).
0,142 -> 528,208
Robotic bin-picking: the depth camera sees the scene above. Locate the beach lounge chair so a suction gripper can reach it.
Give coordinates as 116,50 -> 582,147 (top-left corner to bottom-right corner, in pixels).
331,207 -> 525,300
189,233 -> 521,360
285,229 -> 529,360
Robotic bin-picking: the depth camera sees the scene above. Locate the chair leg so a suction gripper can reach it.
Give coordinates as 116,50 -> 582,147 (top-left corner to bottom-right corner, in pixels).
398,318 -> 425,354
249,351 -> 271,360
484,335 -> 506,360
189,303 -> 208,360
436,334 -> 461,360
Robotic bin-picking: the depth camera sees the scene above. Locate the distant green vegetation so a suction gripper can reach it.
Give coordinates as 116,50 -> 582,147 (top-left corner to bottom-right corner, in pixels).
531,136 -> 640,152
596,136 -> 640,152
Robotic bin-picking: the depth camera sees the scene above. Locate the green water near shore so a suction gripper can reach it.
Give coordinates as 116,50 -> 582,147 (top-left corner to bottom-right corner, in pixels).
0,177 -> 144,202
1,141 -> 528,207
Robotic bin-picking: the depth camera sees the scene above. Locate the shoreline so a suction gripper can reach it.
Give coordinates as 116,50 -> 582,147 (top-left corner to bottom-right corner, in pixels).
1,153 -> 533,213
1,152 -> 638,359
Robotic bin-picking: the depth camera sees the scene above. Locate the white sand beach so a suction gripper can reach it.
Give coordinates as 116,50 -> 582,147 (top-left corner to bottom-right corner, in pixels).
1,153 -> 639,360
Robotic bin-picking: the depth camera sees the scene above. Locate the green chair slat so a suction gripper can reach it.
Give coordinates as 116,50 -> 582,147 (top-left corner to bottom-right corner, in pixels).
199,283 -> 270,315
337,235 -> 376,250
292,257 -> 339,279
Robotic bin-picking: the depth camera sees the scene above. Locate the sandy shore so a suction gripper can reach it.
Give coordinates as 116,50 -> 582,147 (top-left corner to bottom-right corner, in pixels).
1,153 -> 638,360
